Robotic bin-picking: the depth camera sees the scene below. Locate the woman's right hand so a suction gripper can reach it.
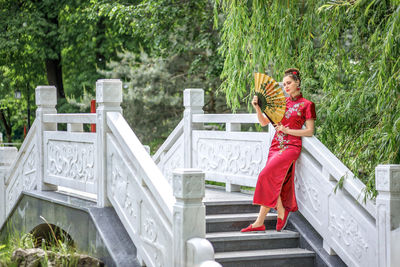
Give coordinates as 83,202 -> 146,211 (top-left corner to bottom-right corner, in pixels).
252,95 -> 259,109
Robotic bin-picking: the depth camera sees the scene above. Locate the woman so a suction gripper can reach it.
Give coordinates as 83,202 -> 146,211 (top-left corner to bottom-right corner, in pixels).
241,68 -> 316,232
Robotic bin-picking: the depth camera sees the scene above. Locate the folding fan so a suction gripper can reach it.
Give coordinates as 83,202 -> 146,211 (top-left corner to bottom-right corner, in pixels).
254,73 -> 286,125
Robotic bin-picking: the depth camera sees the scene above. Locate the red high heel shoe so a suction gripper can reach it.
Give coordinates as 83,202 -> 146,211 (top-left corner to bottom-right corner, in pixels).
276,210 -> 290,231
240,224 -> 266,233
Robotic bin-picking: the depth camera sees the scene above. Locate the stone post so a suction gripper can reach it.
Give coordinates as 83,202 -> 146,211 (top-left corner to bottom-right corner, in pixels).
36,86 -> 58,191
183,89 -> 204,168
173,168 -> 209,266
376,164 -> 400,267
0,147 -> 18,224
96,79 -> 122,207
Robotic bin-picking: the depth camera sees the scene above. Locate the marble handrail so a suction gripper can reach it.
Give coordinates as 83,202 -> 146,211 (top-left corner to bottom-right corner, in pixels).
190,111 -> 376,218
43,113 -> 97,124
4,120 -> 38,186
1,120 -> 38,220
153,118 -> 184,164
106,112 -> 174,218
192,113 -> 259,124
155,87 -> 381,266
302,136 -> 376,217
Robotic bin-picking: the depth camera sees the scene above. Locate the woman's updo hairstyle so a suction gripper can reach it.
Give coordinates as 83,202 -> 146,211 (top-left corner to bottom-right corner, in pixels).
284,68 -> 301,86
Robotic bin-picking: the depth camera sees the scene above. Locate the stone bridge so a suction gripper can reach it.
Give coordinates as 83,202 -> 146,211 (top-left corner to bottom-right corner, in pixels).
0,79 -> 399,266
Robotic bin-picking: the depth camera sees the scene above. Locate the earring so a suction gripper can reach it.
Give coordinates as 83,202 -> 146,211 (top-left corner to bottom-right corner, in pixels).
297,87 -> 301,91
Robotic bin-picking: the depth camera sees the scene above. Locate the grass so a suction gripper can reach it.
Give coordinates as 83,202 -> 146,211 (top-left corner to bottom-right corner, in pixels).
0,223 -> 80,267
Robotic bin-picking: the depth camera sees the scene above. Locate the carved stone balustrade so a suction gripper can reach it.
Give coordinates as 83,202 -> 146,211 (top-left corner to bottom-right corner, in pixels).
3,79 -> 400,267
0,80 -> 222,267
154,87 -> 400,267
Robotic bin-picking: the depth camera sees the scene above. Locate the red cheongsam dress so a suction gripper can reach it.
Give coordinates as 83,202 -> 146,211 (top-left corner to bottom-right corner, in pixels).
253,93 -> 316,212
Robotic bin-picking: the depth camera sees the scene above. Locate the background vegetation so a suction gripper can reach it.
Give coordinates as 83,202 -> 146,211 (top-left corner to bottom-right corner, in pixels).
215,0 -> 400,198
1,0 -> 399,198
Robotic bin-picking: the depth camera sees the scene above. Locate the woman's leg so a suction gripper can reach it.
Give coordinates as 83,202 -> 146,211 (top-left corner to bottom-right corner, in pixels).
276,162 -> 293,220
252,205 -> 271,227
276,195 -> 285,220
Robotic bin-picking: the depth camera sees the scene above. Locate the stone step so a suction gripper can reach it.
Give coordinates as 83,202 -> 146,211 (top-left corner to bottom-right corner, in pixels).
206,230 -> 299,252
204,200 -> 260,215
206,213 -> 277,233
214,248 -> 315,267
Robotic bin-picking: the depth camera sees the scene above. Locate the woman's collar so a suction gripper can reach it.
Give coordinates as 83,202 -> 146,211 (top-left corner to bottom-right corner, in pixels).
290,93 -> 302,101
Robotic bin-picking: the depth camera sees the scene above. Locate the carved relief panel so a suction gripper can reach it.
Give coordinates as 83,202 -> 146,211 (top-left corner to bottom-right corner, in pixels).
44,132 -> 96,193
6,143 -> 37,213
46,140 -> 95,182
193,131 -> 269,184
294,154 -> 326,231
160,136 -> 184,185
106,135 -> 172,266
327,194 -> 376,267
108,149 -> 140,233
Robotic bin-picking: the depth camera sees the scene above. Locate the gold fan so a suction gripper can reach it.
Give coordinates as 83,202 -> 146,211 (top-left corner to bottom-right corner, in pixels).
254,73 -> 286,124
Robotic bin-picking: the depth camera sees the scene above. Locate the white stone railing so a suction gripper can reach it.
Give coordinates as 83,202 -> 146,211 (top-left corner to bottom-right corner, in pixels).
0,121 -> 37,223
95,79 -> 217,267
154,88 -> 400,267
42,113 -> 97,194
153,119 -> 184,185
0,81 -> 220,267
105,111 -> 175,266
295,134 -> 377,266
192,114 -> 272,191
1,86 -> 98,225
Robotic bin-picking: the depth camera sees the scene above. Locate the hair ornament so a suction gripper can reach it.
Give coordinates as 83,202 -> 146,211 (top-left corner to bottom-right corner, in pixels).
292,71 -> 297,75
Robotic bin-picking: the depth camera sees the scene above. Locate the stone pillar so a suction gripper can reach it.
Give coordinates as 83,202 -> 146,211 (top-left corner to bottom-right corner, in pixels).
35,86 -> 58,191
376,165 -> 400,267
96,79 -> 122,207
0,147 -> 18,224
183,89 -> 204,168
173,168 -> 207,266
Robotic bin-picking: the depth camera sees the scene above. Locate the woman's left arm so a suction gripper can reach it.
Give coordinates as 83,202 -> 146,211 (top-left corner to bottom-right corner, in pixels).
276,119 -> 315,137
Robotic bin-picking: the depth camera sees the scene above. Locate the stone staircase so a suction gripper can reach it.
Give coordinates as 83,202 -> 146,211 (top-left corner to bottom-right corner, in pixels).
204,188 -> 315,267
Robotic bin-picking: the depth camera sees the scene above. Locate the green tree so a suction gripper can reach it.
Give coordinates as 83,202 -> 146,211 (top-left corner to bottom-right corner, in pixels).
102,51 -> 183,149
95,0 -> 228,151
215,0 -> 400,198
94,0 -> 226,113
0,0 -> 140,141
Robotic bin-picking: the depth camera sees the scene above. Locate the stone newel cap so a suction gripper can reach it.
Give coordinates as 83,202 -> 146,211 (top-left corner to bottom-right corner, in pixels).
173,168 -> 205,199
184,89 -> 204,107
96,79 -> 122,104
376,164 -> 400,192
35,86 -> 57,106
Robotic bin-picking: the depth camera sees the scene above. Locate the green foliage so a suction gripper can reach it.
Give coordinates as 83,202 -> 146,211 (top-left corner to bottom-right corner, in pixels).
96,0 -> 229,151
101,51 -> 183,151
215,0 -> 400,198
0,74 -> 29,143
94,0 -> 227,112
1,0 -> 227,144
0,0 -> 140,141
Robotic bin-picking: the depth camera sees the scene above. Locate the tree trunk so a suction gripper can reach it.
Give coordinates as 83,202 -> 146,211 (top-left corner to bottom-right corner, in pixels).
45,58 -> 65,99
43,5 -> 65,100
0,109 -> 12,143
